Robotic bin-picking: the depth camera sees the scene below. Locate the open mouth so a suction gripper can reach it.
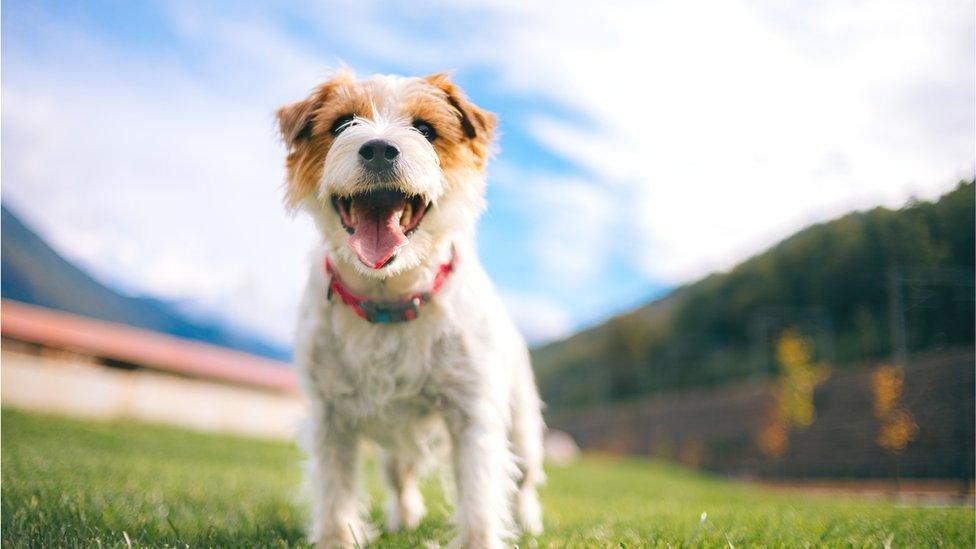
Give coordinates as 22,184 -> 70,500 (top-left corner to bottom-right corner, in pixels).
331,189 -> 429,269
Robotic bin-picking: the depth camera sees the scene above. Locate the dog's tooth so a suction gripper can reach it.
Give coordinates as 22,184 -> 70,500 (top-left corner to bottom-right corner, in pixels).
401,202 -> 412,228
348,201 -> 359,225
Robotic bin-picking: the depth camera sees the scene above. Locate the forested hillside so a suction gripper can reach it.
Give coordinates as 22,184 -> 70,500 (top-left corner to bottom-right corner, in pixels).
533,181 -> 975,410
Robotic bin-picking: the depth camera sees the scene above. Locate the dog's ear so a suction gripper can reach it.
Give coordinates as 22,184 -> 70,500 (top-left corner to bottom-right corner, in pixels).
277,96 -> 320,149
424,72 -> 497,165
276,93 -> 323,210
278,69 -> 356,148
276,73 -> 353,210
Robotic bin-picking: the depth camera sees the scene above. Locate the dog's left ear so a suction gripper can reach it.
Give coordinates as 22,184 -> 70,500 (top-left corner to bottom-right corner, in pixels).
424,73 -> 497,165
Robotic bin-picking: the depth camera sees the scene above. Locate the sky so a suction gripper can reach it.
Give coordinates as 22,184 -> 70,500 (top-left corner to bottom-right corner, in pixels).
2,0 -> 974,347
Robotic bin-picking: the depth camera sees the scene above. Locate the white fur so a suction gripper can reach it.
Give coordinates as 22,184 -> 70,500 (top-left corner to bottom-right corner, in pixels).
289,75 -> 546,548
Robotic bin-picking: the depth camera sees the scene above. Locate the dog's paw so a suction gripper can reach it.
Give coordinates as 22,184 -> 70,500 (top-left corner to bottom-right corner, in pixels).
517,487 -> 543,536
453,532 -> 507,549
401,498 -> 426,531
385,487 -> 427,532
312,518 -> 376,548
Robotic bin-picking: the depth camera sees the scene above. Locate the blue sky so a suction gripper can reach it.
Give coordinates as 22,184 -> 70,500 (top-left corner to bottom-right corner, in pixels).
2,0 -> 974,345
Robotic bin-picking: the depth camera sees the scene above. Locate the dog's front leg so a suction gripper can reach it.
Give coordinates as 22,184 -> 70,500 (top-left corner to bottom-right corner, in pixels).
446,403 -> 516,549
306,412 -> 371,548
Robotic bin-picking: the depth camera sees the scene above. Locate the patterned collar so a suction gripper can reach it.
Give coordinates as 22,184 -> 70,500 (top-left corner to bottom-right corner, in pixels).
324,249 -> 456,323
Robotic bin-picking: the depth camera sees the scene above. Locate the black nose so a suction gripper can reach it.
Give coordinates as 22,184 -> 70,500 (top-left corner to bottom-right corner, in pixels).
358,139 -> 400,172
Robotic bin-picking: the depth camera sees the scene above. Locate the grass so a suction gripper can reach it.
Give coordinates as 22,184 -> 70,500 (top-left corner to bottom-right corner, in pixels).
2,408 -> 973,548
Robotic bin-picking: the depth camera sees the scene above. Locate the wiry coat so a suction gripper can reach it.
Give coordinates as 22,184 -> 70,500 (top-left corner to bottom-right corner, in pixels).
278,70 -> 545,548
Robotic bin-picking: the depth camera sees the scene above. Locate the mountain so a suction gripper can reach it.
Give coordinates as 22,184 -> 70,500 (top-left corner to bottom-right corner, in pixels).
0,205 -> 291,362
532,181 -> 975,410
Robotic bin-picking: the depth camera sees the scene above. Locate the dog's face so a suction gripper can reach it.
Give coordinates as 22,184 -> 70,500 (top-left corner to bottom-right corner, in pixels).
277,71 -> 496,277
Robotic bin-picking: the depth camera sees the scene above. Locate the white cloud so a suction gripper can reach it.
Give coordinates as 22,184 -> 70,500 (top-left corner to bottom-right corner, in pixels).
494,170 -> 618,288
501,292 -> 572,345
470,0 -> 975,281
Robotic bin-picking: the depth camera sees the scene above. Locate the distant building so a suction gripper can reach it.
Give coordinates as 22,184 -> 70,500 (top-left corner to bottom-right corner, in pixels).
1,300 -> 303,439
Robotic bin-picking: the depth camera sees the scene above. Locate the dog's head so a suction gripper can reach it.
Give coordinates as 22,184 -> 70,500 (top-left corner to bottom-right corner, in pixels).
277,70 -> 496,277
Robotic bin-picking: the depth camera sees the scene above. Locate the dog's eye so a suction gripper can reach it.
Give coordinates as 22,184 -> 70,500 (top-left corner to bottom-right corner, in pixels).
331,115 -> 356,136
413,120 -> 437,141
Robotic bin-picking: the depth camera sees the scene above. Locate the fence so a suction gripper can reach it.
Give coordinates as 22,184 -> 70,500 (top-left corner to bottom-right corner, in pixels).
547,348 -> 974,482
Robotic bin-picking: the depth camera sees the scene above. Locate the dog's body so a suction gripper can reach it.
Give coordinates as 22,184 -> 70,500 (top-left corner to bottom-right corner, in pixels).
278,71 -> 545,548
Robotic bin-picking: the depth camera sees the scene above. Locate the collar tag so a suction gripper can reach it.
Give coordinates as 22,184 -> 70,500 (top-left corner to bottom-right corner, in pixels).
360,296 -> 422,323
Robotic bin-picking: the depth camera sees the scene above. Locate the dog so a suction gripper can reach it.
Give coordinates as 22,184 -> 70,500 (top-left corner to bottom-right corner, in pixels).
277,69 -> 546,548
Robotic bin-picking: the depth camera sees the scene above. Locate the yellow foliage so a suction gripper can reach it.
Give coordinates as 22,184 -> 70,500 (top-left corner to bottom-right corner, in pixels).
757,417 -> 789,458
774,329 -> 830,428
871,364 -> 919,454
757,329 -> 831,458
877,410 -> 919,453
871,364 -> 903,419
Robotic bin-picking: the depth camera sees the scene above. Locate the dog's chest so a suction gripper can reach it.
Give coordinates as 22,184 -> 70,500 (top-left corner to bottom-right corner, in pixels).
303,306 -> 463,425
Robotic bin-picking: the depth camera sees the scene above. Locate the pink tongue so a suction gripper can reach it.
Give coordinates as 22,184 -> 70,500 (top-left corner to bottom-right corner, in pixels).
347,199 -> 408,269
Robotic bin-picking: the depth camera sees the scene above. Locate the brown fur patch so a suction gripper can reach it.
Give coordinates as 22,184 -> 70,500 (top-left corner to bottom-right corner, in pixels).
422,73 -> 497,168
277,72 -> 374,210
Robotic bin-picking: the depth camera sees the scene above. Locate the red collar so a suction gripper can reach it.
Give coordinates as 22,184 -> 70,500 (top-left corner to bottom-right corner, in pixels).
324,249 -> 456,323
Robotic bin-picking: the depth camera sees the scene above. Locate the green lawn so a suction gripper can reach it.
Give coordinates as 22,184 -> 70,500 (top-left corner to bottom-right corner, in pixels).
2,408 -> 972,547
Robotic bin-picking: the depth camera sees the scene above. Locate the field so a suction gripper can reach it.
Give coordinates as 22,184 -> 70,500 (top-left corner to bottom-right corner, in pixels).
2,408 -> 973,547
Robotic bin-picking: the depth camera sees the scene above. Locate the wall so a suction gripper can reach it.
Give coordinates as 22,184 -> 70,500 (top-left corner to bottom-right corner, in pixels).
1,350 -> 305,440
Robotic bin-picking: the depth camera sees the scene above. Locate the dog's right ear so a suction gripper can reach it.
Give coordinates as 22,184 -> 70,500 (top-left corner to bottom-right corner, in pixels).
276,94 -> 324,210
278,69 -> 356,148
276,71 -> 359,211
277,96 -> 320,149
